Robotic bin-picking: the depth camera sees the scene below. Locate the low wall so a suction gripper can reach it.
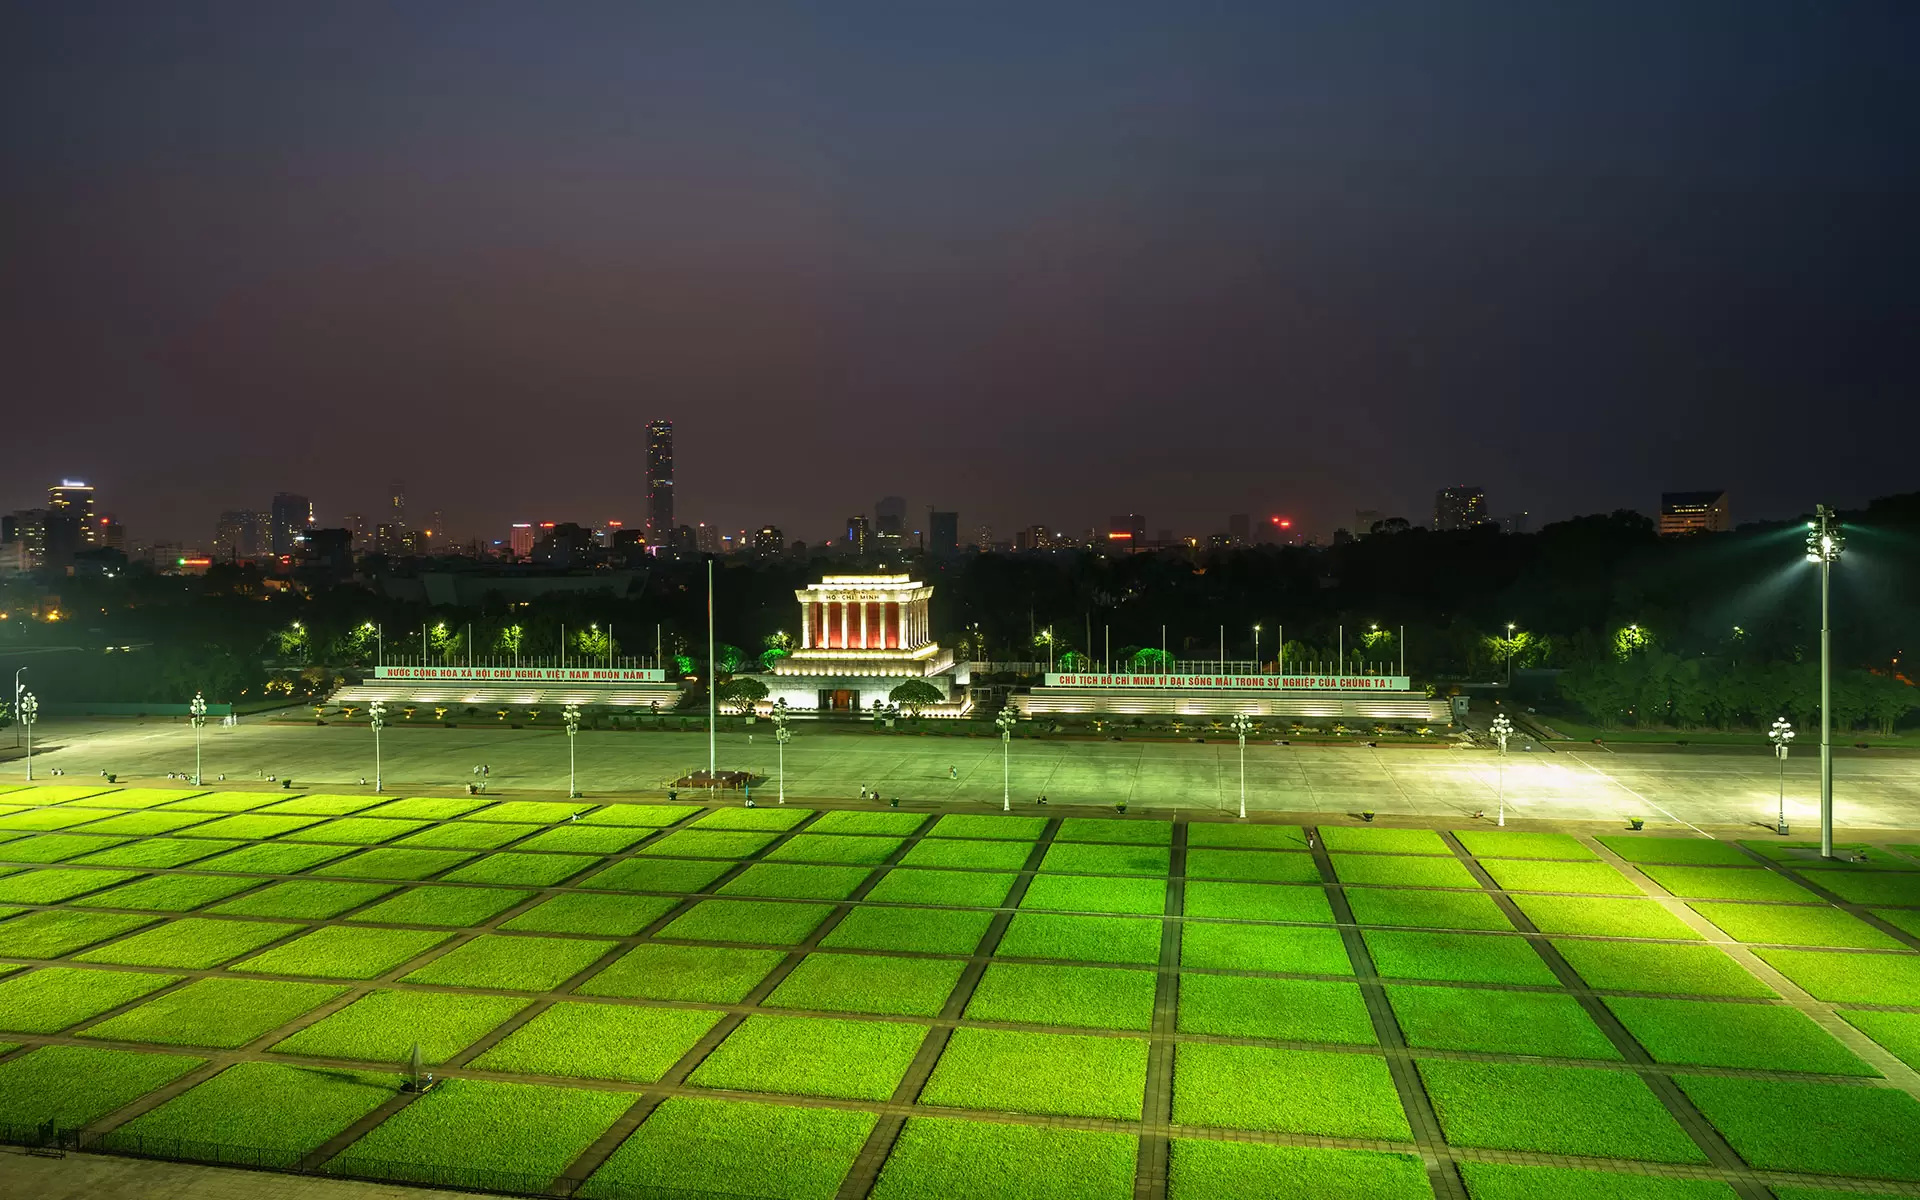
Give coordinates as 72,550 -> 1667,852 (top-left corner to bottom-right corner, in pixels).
1014,688 -> 1448,724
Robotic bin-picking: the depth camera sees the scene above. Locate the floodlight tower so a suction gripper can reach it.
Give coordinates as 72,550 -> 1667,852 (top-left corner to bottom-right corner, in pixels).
1768,717 -> 1795,836
1229,712 -> 1254,819
1489,713 -> 1513,826
1805,506 -> 1844,858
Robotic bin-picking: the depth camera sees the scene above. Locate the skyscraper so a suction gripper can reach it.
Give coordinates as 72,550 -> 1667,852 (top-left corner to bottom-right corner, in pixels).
215,511 -> 269,559
646,420 -> 674,537
847,515 -> 870,554
508,523 -> 535,559
1433,487 -> 1487,531
47,481 -> 97,546
874,496 -> 906,536
929,511 -> 959,556
388,480 -> 407,526
269,493 -> 313,555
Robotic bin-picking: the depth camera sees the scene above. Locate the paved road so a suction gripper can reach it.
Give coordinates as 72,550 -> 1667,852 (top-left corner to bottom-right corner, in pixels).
8,716 -> 1919,832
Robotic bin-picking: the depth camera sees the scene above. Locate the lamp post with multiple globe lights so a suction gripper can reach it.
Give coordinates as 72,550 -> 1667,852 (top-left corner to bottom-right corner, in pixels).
19,692 -> 37,781
1489,713 -> 1513,827
1230,712 -> 1253,819
772,699 -> 792,805
189,691 -> 208,786
1768,717 -> 1795,836
369,701 -> 386,793
563,704 -> 582,798
996,706 -> 1018,812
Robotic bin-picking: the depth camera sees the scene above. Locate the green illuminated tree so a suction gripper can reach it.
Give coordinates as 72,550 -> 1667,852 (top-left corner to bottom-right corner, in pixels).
889,679 -> 943,717
716,676 -> 768,714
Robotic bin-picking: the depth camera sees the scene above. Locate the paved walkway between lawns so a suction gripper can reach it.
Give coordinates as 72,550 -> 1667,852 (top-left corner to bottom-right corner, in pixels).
0,1147 -> 472,1200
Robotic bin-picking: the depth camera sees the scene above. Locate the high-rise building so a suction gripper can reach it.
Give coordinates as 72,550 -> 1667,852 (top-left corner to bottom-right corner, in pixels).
646,420 -> 674,537
694,522 -> 720,554
1433,487 -> 1487,531
753,526 -> 784,555
342,512 -> 370,553
1016,525 -> 1054,551
48,481 -> 97,547
1659,491 -> 1730,536
846,515 -> 870,554
428,509 -> 446,542
975,524 -> 994,551
214,511 -> 269,559
388,481 -> 407,526
929,511 -> 959,556
269,493 -> 313,555
508,523 -> 536,559
1501,511 -> 1531,535
875,496 -> 907,536
1107,514 -> 1146,551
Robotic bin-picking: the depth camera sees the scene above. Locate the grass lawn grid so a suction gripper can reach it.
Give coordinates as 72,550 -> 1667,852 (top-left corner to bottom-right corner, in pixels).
1180,881 -> 1334,923
870,1117 -> 1135,1200
1639,864 -> 1819,902
50,788 -> 204,810
1510,894 -> 1703,940
805,810 -> 928,836
0,867 -> 144,905
575,803 -> 701,828
290,816 -> 434,845
209,880 -> 398,920
1386,984 -> 1620,1059
0,834 -> 135,864
926,814 -> 1047,840
658,898 -> 833,945
392,822 -> 532,851
1676,1073 -> 1920,1181
1166,1139 -> 1431,1200
1055,817 -> 1173,844
1184,847 -> 1319,883
897,837 -> 1035,870
102,1061 -> 398,1165
766,952 -> 967,1017
1604,996 -> 1873,1075
1595,836 -> 1754,866
576,943 -> 786,1003
509,825 -> 652,854
1362,928 -> 1557,985
83,976 -> 348,1047
1331,853 -> 1481,889
400,934 -> 617,991
1838,1009 -> 1920,1072
1177,973 -> 1377,1045
69,810 -> 220,836
0,807 -> 120,832
157,792 -> 284,813
70,838 -> 245,869
765,834 -> 907,865
579,856 -> 733,894
176,813 -> 327,840
821,906 -> 995,956
1551,939 -> 1776,998
326,1077 -> 631,1186
1797,870 -> 1920,907
258,794 -> 389,817
499,892 -> 680,935
71,873 -> 269,912
1755,948 -> 1920,1006
359,796 -> 492,820
996,912 -> 1162,965
0,966 -> 185,1033
1183,823 -> 1309,850
966,962 -> 1157,1030
470,1000 -> 721,1082
1318,826 -> 1451,855
1478,858 -> 1642,896
1020,872 -> 1166,915
73,917 -> 304,969
270,989 -> 529,1065
1172,1041 -> 1410,1139
0,1044 -> 206,1128
436,852 -> 602,887
582,1095 -> 876,1200
1687,901 -> 1904,949
717,863 -> 872,901
1181,921 -> 1354,975
344,886 -> 536,927
188,841 -> 353,873
689,806 -> 815,832
688,1013 -> 926,1100
1036,841 -> 1170,877
465,800 -> 597,823
1417,1058 -> 1706,1163
636,829 -> 780,858
1456,1161 -> 1738,1200
1453,830 -> 1598,860
232,925 -> 455,980
863,867 -> 1016,907
0,909 -> 159,958
1345,887 -> 1513,931
919,1026 -> 1146,1119
308,848 -> 476,881
1873,907 -> 1920,938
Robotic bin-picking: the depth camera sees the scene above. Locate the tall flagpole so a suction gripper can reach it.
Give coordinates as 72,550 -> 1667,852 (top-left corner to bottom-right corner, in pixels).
708,558 -> 717,778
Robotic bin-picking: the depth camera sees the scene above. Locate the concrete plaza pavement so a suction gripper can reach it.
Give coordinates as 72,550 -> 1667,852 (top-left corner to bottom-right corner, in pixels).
9,715 -> 1920,833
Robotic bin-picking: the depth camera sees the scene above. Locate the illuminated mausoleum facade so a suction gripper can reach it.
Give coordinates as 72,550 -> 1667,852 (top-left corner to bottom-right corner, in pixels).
752,574 -> 960,714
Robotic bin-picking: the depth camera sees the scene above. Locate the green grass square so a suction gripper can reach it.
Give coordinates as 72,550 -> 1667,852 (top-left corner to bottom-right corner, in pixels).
1455,831 -> 1597,860
438,851 -> 601,887
1167,1140 -> 1431,1200
1512,894 -> 1701,939
401,934 -> 615,991
1641,865 -> 1817,902
501,893 -> 679,935
1319,827 -> 1450,855
1388,985 -> 1619,1058
233,926 -> 453,980
967,961 -> 1155,1029
690,1013 -> 924,1100
180,813 -> 325,839
865,868 -> 1015,907
580,857 -> 734,893
327,1077 -> 630,1185
928,814 -> 1046,840
1871,907 -> 1920,937
75,917 -> 303,968
872,1118 -> 1134,1200
1037,842 -> 1170,876
578,943 -> 786,1003
898,838 -> 1034,870
1172,1042 -> 1409,1138
1840,1009 -> 1920,1071
1333,853 -> 1479,889
718,863 -> 871,901
259,794 -> 387,817
0,867 -> 143,904
1056,817 -> 1172,844
1807,871 -> 1920,906
393,821 -> 530,851
0,966 -> 183,1033
0,1045 -> 205,1128
1481,859 -> 1641,895
768,952 -> 966,1017
290,816 -> 431,845
54,787 -> 200,810
1551,940 -> 1775,998
1021,873 -> 1166,915
585,1097 -> 875,1200
510,825 -> 650,854
209,880 -> 398,919
766,834 -> 906,865
806,810 -> 928,836
71,873 -> 266,912
1456,1162 -> 1737,1200
691,806 -> 814,832
1418,1059 -> 1705,1162
1676,1074 -> 1920,1180
1606,997 -> 1872,1074
309,847 -> 474,881
0,807 -> 114,832
103,1061 -> 396,1166
72,810 -> 220,836
360,796 -> 491,820
468,800 -> 596,824
1180,922 -> 1353,975
471,1000 -> 721,1082
1363,929 -> 1556,985
72,838 -> 244,869
271,989 -> 528,1064
639,829 -> 780,858
1185,848 -> 1320,883
1184,823 -> 1309,850
997,912 -> 1162,964
1688,902 -> 1902,949
1756,948 -> 1920,1005
190,842 -> 353,873
1184,881 -> 1334,923
821,906 -> 993,955
577,803 -> 700,827
159,791 -> 282,813
660,898 -> 833,945
346,885 -> 534,927
1596,836 -> 1751,866
0,909 -> 157,957
1177,974 -> 1376,1044
0,833 -> 135,863
85,977 -> 346,1047
1346,887 -> 1512,931
922,1027 -> 1145,1119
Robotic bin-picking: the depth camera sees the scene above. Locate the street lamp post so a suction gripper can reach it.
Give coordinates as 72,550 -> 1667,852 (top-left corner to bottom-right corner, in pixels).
1505,623 -> 1517,689
1768,717 -> 1795,836
11,667 -> 24,749
1230,713 -> 1253,819
1490,713 -> 1513,827
19,692 -> 37,781
368,700 -> 386,793
1252,625 -> 1261,674
774,698 -> 792,805
563,704 -> 581,798
1806,506 -> 1844,858
189,691 -> 208,786
995,706 -> 1018,812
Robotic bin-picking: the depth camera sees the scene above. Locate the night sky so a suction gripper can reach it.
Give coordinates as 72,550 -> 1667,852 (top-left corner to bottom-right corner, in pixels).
3,2 -> 1916,545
